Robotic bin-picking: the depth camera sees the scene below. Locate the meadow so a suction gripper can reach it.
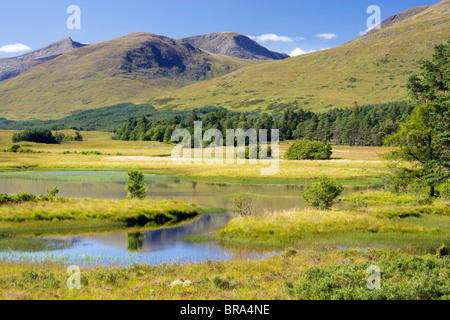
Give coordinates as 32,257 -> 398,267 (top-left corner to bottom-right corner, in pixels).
0,130 -> 390,184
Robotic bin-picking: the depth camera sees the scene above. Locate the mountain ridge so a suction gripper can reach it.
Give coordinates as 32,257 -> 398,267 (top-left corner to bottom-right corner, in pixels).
183,32 -> 289,60
149,0 -> 450,113
0,38 -> 85,82
0,32 -> 265,120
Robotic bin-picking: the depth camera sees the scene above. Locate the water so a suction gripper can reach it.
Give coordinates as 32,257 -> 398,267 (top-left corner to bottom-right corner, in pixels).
0,171 -> 370,266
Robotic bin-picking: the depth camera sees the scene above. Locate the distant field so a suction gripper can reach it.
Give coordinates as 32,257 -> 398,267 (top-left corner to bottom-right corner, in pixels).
0,130 -> 392,183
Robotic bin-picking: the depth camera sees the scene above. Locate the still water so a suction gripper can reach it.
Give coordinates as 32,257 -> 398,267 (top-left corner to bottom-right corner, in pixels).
0,171 -> 369,266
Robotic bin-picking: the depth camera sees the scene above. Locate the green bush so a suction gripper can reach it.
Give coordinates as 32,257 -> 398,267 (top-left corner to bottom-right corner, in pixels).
302,176 -> 344,209
284,140 -> 332,160
439,181 -> 450,200
126,170 -> 147,199
12,128 -> 58,144
286,252 -> 450,300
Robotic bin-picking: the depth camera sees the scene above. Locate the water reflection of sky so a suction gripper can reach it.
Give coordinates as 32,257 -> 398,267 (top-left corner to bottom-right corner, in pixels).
0,172 -> 369,266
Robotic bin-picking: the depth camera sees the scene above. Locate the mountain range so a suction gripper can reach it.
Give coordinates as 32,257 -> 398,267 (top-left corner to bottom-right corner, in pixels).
0,0 -> 449,121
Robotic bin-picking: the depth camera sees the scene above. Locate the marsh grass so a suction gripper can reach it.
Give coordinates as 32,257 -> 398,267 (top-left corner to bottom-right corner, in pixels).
0,198 -> 202,237
0,249 -> 448,300
218,191 -> 450,253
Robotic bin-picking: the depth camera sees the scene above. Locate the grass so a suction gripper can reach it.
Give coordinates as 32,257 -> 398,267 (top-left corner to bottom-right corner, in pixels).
0,130 -> 392,184
217,191 -> 450,254
0,198 -> 202,235
0,249 -> 448,300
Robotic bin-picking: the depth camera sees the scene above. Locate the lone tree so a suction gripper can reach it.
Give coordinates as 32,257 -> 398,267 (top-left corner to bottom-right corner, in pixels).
126,170 -> 147,199
385,37 -> 450,197
302,176 -> 344,209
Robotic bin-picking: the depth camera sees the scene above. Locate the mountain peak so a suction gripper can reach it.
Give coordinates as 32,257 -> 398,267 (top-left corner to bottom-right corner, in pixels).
183,32 -> 289,60
0,37 -> 86,82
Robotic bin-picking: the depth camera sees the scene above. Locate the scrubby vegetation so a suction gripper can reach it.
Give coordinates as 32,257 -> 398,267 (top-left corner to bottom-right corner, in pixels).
302,176 -> 343,209
11,128 -> 83,144
284,140 -> 332,160
0,249 -> 448,300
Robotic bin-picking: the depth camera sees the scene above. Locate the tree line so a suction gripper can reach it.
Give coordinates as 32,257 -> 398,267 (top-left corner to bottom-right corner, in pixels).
116,101 -> 413,146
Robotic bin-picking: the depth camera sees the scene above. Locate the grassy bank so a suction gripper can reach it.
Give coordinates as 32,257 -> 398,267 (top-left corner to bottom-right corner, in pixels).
0,198 -> 202,235
0,249 -> 448,300
0,130 -> 391,184
217,191 -> 450,254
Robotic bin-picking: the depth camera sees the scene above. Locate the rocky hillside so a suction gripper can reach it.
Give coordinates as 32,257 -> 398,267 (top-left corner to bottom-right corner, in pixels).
183,32 -> 289,60
0,38 -> 85,82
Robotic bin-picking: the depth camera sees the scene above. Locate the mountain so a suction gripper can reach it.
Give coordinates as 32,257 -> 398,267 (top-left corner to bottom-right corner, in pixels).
0,33 -> 264,120
363,5 -> 430,36
150,0 -> 450,113
183,32 -> 289,60
0,38 -> 85,82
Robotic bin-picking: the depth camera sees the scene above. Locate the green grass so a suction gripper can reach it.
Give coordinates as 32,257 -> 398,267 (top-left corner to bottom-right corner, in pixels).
217,191 -> 450,254
0,198 -> 202,236
0,249 -> 448,300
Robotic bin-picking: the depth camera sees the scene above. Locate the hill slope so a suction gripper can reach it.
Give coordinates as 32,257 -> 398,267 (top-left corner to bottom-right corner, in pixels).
150,0 -> 450,113
0,38 -> 85,82
183,32 -> 289,60
0,33 -> 263,120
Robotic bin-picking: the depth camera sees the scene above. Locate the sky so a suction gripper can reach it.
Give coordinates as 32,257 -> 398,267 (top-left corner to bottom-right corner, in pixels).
0,0 -> 441,58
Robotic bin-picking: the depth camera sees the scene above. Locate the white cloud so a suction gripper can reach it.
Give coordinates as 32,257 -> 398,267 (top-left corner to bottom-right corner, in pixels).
289,47 -> 330,57
0,43 -> 32,53
248,33 -> 294,43
289,48 -> 317,57
315,33 -> 337,40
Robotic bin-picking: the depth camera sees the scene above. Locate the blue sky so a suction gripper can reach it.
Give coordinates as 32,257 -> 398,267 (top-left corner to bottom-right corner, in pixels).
0,0 -> 441,58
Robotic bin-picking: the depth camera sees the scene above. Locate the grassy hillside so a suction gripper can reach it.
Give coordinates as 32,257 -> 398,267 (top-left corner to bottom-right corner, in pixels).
150,0 -> 450,112
0,33 -> 263,121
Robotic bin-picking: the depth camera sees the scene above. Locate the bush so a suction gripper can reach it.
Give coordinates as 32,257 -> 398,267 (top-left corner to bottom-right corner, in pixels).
126,170 -> 147,199
439,180 -> 450,200
436,244 -> 449,257
8,144 -> 21,153
284,140 -> 332,160
12,128 -> 58,144
230,193 -> 257,217
302,176 -> 344,209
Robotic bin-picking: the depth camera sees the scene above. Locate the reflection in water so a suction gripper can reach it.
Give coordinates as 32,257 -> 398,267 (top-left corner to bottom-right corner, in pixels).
127,232 -> 144,253
0,173 -> 368,212
0,172 -> 373,266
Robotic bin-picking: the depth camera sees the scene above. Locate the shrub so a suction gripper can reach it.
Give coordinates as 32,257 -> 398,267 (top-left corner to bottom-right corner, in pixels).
436,244 -> 449,257
284,140 -> 332,160
8,144 -> 22,153
302,176 -> 344,209
12,128 -> 58,144
281,247 -> 299,258
439,180 -> 450,200
230,193 -> 257,217
126,170 -> 147,199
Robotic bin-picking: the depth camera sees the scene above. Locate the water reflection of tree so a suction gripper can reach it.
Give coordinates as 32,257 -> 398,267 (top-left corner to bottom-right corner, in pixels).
127,232 -> 144,252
